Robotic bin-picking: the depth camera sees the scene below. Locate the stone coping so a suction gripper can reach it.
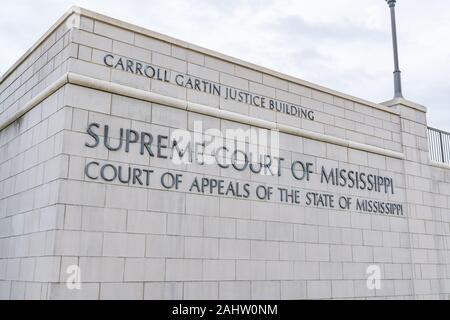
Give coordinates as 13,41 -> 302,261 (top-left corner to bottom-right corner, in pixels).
382,98 -> 427,113
0,8 -> 74,84
430,161 -> 450,170
0,6 -> 402,117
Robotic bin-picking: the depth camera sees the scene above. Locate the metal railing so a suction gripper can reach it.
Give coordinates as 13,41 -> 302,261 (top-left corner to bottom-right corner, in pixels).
428,127 -> 450,164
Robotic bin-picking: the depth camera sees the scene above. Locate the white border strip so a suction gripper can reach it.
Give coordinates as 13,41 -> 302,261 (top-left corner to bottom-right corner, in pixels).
0,72 -> 405,160
430,161 -> 450,170
0,74 -> 68,131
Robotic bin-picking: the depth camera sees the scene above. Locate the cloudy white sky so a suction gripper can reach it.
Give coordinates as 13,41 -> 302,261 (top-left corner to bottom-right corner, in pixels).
0,0 -> 449,130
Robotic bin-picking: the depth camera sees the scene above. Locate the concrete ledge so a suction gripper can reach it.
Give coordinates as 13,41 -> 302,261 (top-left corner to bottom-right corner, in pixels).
0,73 -> 68,131
0,72 -> 405,160
430,161 -> 450,170
382,98 -> 427,113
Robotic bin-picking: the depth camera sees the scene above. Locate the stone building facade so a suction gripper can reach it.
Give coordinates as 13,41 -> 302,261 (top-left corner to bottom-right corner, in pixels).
0,7 -> 449,299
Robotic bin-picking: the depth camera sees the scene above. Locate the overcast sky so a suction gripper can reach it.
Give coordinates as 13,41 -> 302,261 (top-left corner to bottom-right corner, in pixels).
0,0 -> 448,130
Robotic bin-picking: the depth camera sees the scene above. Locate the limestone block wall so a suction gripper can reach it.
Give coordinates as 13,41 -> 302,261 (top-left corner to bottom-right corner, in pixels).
0,87 -> 69,299
0,7 -> 449,299
382,99 -> 450,298
66,10 -> 402,154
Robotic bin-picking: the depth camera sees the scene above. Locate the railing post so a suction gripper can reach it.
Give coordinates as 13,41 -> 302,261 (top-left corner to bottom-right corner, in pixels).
439,131 -> 445,163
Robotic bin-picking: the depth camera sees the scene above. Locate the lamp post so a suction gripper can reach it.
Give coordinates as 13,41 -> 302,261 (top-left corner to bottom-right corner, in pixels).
386,0 -> 403,99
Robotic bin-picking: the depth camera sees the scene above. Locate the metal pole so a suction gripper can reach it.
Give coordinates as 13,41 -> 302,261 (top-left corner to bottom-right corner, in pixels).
439,131 -> 445,163
386,0 -> 403,99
